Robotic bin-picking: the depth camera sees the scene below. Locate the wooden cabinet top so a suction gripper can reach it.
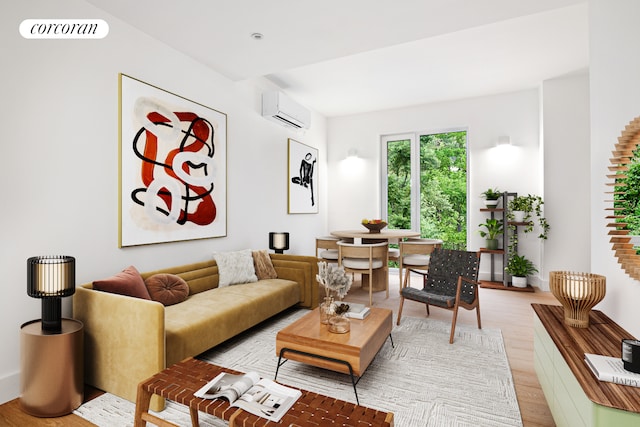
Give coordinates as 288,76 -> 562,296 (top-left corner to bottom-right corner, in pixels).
532,303 -> 640,413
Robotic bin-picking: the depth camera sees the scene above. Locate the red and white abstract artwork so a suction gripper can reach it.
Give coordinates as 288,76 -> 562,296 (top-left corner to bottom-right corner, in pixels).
119,74 -> 227,246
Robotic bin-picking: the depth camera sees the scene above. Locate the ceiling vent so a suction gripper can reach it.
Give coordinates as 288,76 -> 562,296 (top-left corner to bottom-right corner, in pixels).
262,91 -> 310,129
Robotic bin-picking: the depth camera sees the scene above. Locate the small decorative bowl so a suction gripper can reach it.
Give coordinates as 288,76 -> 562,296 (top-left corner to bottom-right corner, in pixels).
362,221 -> 387,233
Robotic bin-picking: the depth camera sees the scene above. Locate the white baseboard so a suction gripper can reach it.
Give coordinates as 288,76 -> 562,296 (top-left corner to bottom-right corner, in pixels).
0,371 -> 20,405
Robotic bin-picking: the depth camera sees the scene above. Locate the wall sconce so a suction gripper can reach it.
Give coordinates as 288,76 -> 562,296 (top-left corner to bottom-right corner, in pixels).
27,255 -> 76,333
496,135 -> 511,146
269,232 -> 290,254
549,271 -> 606,328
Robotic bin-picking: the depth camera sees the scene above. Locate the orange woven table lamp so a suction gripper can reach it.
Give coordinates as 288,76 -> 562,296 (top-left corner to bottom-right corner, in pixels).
549,271 -> 606,328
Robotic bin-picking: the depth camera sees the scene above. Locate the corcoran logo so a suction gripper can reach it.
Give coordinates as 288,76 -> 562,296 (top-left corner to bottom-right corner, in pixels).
20,19 -> 109,39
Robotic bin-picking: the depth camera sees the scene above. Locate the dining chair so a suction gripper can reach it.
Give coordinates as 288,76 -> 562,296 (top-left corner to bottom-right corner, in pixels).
397,248 -> 481,343
337,241 -> 389,306
386,238 -> 401,284
315,236 -> 340,263
398,238 -> 443,290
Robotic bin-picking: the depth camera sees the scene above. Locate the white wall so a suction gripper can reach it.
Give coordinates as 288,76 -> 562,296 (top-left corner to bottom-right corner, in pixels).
0,0 -> 327,403
327,90 -> 548,283
542,72 -> 591,284
590,0 -> 640,337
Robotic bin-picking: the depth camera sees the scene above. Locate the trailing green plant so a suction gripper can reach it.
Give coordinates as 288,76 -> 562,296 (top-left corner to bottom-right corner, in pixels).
478,218 -> 504,240
507,194 -> 550,240
481,188 -> 502,200
504,254 -> 538,277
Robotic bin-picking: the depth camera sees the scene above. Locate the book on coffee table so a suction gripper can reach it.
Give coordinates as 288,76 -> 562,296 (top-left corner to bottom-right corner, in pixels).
345,302 -> 370,319
584,353 -> 640,388
194,371 -> 301,422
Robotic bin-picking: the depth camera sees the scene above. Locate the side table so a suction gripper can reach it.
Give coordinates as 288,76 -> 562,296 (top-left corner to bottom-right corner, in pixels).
20,318 -> 83,417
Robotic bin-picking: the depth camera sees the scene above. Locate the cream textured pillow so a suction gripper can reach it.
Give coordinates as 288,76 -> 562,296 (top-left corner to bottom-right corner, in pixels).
213,249 -> 258,287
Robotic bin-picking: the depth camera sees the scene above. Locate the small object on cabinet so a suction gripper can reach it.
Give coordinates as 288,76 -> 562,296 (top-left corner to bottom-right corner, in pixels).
585,353 -> 640,388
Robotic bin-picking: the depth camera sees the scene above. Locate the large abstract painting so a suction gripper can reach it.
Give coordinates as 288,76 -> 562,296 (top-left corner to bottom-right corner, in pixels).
288,139 -> 318,214
119,74 -> 227,247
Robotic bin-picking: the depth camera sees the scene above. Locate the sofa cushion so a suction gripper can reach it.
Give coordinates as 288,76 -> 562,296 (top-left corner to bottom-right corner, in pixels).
164,278 -> 300,367
213,249 -> 258,287
252,250 -> 278,280
93,265 -> 151,300
145,273 -> 189,306
140,260 -> 218,295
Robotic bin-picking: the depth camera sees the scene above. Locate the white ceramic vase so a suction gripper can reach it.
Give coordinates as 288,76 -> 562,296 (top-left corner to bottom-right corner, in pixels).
512,211 -> 526,222
484,199 -> 499,208
512,276 -> 527,288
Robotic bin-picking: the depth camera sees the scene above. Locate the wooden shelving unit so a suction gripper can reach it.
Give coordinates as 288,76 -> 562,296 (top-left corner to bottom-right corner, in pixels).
479,192 -> 534,292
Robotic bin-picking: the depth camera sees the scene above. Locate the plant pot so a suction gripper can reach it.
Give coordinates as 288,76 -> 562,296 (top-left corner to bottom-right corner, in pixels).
484,199 -> 499,208
486,239 -> 499,250
512,211 -> 525,222
512,276 -> 527,288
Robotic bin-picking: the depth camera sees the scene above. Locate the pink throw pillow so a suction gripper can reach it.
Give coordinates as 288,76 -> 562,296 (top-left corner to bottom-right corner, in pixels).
93,265 -> 151,300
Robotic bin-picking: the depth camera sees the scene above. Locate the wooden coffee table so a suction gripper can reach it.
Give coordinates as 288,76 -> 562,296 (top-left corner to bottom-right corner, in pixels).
275,307 -> 393,404
134,357 -> 393,427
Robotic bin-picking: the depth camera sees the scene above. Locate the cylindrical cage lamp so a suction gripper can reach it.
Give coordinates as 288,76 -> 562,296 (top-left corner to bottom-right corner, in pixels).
549,271 -> 606,328
269,232 -> 290,254
27,256 -> 76,333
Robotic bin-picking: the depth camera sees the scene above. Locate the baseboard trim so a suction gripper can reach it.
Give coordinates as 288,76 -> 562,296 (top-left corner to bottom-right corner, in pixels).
0,371 -> 20,405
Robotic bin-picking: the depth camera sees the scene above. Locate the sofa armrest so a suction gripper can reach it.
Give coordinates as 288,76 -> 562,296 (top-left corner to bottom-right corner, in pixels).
270,254 -> 319,308
73,284 -> 166,410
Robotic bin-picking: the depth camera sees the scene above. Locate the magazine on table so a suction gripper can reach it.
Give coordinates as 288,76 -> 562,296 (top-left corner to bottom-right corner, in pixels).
194,371 -> 301,422
584,353 -> 640,388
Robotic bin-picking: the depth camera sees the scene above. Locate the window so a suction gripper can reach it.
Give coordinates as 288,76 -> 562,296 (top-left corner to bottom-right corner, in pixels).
382,130 -> 467,249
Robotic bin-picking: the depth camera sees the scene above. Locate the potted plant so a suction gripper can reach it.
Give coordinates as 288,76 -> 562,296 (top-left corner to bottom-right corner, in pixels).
505,254 -> 538,288
507,194 -> 550,240
478,218 -> 504,250
481,188 -> 502,208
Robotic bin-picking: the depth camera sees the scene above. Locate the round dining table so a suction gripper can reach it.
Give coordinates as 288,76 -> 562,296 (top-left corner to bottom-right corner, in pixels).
330,229 -> 421,243
330,229 -> 421,294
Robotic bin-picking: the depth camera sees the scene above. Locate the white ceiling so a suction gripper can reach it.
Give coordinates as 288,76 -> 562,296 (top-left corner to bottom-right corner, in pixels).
87,0 -> 589,117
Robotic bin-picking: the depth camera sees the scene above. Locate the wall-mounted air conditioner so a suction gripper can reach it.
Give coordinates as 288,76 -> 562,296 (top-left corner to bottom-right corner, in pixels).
262,91 -> 311,129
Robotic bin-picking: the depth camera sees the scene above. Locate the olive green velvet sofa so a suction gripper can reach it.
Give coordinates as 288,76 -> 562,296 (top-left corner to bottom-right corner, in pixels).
73,253 -> 319,411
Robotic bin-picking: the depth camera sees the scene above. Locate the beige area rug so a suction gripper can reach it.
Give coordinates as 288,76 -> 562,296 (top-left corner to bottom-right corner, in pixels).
74,308 -> 522,427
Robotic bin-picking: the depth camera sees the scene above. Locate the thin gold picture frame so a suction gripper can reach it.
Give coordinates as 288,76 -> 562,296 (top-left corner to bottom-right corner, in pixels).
118,73 -> 227,247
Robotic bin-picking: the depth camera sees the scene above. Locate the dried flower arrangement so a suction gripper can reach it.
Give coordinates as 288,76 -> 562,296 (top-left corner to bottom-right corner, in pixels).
316,262 -> 352,299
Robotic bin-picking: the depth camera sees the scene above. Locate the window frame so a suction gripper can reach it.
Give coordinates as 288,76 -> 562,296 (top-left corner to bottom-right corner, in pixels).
380,128 -> 469,237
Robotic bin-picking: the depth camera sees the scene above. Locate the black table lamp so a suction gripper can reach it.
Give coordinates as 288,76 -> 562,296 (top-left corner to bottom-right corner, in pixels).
269,232 -> 290,254
27,256 -> 76,333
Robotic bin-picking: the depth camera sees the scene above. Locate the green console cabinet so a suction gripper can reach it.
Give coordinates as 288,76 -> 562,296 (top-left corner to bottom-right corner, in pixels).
532,304 -> 640,427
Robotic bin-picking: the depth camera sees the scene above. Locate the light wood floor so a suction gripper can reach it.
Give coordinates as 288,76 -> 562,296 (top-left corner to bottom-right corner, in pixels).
0,270 -> 557,426
345,270 -> 557,427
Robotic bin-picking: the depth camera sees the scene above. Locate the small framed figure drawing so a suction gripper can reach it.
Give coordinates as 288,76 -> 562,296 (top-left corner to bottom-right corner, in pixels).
288,139 -> 318,214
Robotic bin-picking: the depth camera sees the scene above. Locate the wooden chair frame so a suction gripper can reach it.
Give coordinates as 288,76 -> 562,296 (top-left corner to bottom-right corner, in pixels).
398,239 -> 443,290
337,241 -> 388,306
316,236 -> 339,263
397,249 -> 481,344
